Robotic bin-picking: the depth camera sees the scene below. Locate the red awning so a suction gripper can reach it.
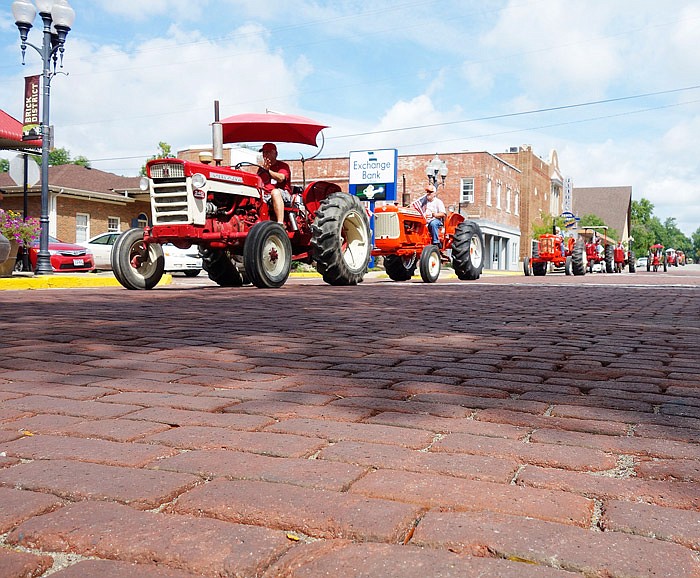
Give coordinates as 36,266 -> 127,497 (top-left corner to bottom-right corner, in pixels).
0,109 -> 41,150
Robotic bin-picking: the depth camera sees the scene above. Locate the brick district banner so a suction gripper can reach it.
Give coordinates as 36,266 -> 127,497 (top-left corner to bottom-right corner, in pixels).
22,75 -> 40,141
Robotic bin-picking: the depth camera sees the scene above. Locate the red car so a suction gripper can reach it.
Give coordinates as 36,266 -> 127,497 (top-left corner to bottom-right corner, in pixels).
16,236 -> 95,273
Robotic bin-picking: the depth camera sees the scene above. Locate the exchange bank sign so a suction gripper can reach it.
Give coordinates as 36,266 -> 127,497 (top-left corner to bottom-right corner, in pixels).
348,149 -> 397,201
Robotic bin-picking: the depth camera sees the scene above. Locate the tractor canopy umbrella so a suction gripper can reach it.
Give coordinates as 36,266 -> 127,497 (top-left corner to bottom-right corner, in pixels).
219,112 -> 329,146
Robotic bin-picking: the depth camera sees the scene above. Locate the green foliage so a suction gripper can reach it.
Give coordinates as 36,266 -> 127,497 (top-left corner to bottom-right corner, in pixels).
0,158 -> 9,173
692,227 -> 700,262
28,147 -> 91,168
140,142 -> 175,176
630,198 -> 694,260
531,215 -> 566,238
73,155 -> 92,168
576,214 -> 618,243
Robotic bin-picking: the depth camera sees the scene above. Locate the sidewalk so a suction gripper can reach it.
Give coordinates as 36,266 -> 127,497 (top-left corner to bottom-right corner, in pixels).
0,267 -> 519,290
0,275 -> 698,577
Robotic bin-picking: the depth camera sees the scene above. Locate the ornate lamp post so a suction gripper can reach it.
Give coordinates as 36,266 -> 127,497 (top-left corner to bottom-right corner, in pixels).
425,153 -> 448,190
11,0 -> 75,275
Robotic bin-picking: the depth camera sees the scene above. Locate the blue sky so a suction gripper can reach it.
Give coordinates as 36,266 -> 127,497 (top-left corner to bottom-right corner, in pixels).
1,0 -> 699,236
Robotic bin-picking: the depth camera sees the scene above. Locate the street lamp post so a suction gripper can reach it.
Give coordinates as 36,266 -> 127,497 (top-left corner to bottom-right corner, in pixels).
11,0 -> 75,275
425,153 -> 448,190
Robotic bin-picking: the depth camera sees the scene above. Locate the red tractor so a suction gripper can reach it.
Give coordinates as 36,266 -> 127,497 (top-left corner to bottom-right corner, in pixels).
613,240 -> 636,273
523,228 -> 586,276
648,244 -> 667,272
579,226 -> 615,273
371,203 -> 484,282
111,111 -> 371,290
665,248 -> 679,267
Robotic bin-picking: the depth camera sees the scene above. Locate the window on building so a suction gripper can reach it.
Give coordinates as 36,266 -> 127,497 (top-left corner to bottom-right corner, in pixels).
506,187 -> 512,213
496,182 -> 502,209
514,191 -> 520,216
136,213 -> 148,228
486,177 -> 492,206
511,241 -> 519,265
108,217 -> 120,232
460,178 -> 474,203
76,213 -> 89,243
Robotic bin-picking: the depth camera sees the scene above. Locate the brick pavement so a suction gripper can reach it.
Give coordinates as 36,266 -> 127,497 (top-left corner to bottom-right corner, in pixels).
0,279 -> 699,577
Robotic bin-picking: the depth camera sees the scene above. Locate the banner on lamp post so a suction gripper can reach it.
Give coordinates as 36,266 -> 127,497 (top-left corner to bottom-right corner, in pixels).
22,75 -> 40,141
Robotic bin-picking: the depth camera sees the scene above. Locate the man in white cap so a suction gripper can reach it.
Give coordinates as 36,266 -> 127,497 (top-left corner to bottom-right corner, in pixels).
257,143 -> 292,225
424,184 -> 446,247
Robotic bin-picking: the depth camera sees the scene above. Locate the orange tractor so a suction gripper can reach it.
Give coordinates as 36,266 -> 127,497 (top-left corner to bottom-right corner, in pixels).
613,240 -> 636,273
372,203 -> 484,282
523,228 -> 587,276
648,244 -> 667,272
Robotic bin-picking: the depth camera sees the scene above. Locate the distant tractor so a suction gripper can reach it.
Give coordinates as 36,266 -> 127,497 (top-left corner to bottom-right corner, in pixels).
613,240 -> 636,273
578,226 -> 614,273
648,244 -> 667,272
372,203 -> 484,283
524,228 -> 586,276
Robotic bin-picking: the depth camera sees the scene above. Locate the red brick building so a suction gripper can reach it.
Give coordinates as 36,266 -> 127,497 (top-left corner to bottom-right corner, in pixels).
0,164 -> 148,243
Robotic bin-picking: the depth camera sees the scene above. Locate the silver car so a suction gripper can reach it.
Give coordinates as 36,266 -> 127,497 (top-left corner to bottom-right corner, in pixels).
80,232 -> 202,276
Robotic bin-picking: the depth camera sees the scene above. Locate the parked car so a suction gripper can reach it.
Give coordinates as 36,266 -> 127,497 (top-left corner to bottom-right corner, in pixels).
15,236 -> 95,273
635,256 -> 648,269
80,232 -> 202,276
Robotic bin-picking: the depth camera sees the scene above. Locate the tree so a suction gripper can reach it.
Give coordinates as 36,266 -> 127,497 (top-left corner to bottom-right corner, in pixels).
140,142 -> 175,176
0,158 -> 8,173
28,147 -> 91,168
692,227 -> 700,262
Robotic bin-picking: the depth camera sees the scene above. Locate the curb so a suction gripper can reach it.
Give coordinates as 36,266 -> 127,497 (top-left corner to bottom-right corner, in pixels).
0,273 -> 173,291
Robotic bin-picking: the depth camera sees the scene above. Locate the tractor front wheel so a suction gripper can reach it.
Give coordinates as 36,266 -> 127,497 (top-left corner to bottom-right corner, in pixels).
565,256 -> 572,275
629,252 -> 636,273
244,221 -> 292,288
111,228 -> 165,290
385,253 -> 416,281
419,245 -> 441,283
312,193 -> 371,286
452,221 -> 484,280
523,257 -> 532,276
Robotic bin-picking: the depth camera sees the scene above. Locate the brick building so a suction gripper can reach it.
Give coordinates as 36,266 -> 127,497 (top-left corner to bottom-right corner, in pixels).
0,163 -> 149,243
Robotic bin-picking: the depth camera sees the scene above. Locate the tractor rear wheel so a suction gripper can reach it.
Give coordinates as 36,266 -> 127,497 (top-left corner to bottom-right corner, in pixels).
419,245 -> 441,283
532,261 -> 547,276
243,221 -> 292,288
385,253 -> 416,281
112,228 -> 165,290
628,251 -> 636,273
452,221 -> 484,280
572,238 -> 587,276
604,244 -> 614,273
201,248 -> 244,287
312,193 -> 371,285
523,257 -> 532,276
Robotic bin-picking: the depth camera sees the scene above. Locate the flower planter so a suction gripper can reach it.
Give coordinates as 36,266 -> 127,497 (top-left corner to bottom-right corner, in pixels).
0,233 -> 10,263
0,239 -> 19,277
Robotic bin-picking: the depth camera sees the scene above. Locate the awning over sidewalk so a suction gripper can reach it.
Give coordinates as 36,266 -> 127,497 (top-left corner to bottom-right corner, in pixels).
0,109 -> 41,151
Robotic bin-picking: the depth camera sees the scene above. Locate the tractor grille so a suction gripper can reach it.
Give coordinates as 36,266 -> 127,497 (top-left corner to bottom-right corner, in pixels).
150,163 -> 185,179
151,179 -> 190,224
374,212 -> 400,239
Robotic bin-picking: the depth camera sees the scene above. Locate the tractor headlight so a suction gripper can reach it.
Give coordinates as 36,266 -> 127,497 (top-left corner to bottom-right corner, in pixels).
139,177 -> 150,191
191,173 -> 207,189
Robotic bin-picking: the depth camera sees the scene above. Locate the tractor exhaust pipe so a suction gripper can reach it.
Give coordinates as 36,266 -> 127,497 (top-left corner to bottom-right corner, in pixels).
212,100 -> 223,167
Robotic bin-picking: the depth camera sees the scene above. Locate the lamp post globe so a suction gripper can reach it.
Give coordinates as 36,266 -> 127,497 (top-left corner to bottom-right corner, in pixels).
425,153 -> 448,189
11,0 -> 75,275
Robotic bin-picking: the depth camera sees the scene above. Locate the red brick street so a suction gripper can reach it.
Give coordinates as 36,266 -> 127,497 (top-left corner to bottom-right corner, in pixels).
1,267 -> 699,577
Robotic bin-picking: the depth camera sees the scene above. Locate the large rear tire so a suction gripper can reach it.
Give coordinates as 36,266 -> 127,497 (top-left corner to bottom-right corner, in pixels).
111,228 -> 165,290
312,193 -> 371,286
628,251 -> 636,273
452,221 -> 484,280
243,221 -> 292,288
385,253 -> 416,281
201,249 -> 244,287
604,244 -> 614,273
572,238 -> 587,276
419,245 -> 441,283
